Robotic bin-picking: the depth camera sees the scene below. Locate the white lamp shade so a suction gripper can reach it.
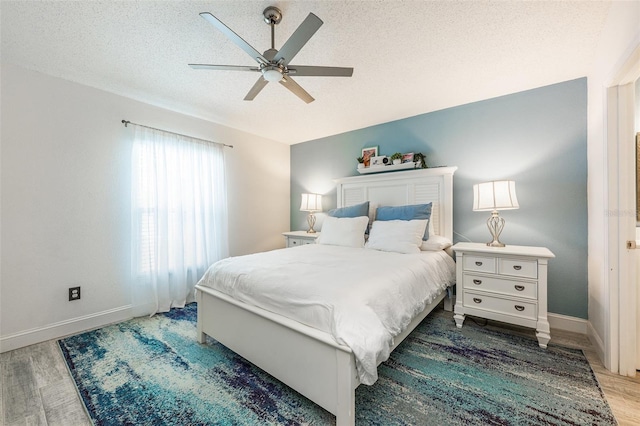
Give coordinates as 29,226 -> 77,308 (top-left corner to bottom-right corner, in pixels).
300,193 -> 323,212
473,181 -> 519,211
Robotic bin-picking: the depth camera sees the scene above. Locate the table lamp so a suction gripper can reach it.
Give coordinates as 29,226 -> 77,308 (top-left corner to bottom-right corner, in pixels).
300,193 -> 322,233
473,180 -> 519,247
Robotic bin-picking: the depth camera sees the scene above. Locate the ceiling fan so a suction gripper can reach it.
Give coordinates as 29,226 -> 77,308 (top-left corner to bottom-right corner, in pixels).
189,6 -> 354,103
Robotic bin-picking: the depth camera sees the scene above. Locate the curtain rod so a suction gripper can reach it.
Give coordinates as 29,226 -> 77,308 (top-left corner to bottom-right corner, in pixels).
121,120 -> 233,148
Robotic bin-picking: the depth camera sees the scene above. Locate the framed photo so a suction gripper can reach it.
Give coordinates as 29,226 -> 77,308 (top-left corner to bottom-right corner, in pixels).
361,146 -> 378,167
370,156 -> 387,166
401,153 -> 414,163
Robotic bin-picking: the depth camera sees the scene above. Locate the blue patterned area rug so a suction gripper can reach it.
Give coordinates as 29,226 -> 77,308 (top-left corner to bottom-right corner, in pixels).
59,303 -> 616,425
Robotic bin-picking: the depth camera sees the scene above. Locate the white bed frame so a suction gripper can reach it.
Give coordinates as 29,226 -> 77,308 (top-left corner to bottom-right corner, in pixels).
195,167 -> 457,425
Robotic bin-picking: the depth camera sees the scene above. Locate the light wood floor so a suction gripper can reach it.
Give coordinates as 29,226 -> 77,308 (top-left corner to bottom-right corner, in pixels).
1,312 -> 639,425
1,339 -> 90,426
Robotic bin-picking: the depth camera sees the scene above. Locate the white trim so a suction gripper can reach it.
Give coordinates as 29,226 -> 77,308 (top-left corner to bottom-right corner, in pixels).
0,305 -> 133,353
617,82 -> 637,376
588,320 -> 606,365
605,85 -> 619,373
548,313 -> 588,334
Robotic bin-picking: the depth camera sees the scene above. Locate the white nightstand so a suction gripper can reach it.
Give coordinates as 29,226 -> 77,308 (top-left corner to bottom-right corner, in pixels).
452,242 -> 555,348
282,231 -> 320,248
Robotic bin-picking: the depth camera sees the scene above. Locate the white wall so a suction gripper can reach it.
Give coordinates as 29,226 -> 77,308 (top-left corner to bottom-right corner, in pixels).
587,1 -> 640,365
0,64 -> 290,352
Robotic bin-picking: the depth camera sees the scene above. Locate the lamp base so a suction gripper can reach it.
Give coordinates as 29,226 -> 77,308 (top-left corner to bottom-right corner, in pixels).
306,213 -> 317,233
486,211 -> 506,247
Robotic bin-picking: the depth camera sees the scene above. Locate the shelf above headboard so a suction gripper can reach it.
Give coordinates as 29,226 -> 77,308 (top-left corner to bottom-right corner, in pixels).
334,167 -> 457,240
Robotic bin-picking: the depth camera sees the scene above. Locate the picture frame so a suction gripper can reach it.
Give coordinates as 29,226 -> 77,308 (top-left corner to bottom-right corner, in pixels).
361,146 -> 378,167
370,156 -> 388,166
401,153 -> 414,163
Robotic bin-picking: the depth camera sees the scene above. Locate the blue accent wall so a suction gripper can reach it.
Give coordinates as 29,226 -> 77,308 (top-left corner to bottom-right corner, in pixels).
290,78 -> 587,319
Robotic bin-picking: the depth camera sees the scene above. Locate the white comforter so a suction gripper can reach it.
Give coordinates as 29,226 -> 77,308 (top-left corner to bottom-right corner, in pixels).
196,244 -> 455,385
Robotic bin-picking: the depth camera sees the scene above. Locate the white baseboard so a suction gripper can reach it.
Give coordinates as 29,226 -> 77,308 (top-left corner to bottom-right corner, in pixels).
547,312 -> 588,334
587,320 -> 607,368
0,305 -> 133,353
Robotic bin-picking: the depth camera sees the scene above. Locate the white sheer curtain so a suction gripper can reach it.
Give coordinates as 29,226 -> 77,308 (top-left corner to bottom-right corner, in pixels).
131,126 -> 228,316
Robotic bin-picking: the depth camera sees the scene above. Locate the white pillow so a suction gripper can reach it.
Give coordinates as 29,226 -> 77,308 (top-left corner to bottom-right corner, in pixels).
365,220 -> 428,254
421,234 -> 453,251
317,216 -> 369,248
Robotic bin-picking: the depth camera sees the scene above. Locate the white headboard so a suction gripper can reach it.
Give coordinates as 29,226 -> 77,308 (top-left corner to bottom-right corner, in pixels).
334,167 -> 457,241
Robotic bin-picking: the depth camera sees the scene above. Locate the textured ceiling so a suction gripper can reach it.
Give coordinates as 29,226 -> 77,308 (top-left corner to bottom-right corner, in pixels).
1,1 -> 611,145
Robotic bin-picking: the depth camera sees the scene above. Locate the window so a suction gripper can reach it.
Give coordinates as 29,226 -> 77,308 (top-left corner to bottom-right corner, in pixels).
131,126 -> 228,315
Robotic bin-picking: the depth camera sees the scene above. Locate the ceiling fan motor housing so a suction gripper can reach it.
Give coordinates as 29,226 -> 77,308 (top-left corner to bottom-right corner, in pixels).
263,6 -> 282,25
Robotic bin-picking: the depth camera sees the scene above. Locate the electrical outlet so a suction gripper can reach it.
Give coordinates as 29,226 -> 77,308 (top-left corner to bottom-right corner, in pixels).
69,286 -> 81,301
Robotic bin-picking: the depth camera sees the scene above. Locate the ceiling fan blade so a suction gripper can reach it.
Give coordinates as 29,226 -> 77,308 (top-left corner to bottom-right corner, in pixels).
273,13 -> 323,66
287,65 -> 353,77
244,76 -> 269,101
279,76 -> 314,103
200,12 -> 268,64
189,64 -> 260,72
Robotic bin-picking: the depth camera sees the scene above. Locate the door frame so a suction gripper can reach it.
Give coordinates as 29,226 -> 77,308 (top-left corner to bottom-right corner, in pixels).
606,42 -> 639,376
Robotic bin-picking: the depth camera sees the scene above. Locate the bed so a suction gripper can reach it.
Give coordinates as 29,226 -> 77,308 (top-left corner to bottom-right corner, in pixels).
195,166 -> 457,425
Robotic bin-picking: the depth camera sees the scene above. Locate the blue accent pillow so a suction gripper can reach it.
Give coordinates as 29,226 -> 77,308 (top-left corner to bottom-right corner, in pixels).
375,203 -> 432,240
328,201 -> 370,218
328,201 -> 370,233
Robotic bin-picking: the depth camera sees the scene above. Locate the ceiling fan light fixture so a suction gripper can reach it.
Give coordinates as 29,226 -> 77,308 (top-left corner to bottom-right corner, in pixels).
262,66 -> 283,82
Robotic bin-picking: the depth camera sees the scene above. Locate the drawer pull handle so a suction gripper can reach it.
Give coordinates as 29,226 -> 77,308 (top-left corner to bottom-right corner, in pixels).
514,285 -> 525,291
473,279 -> 482,285
515,305 -> 525,311
513,265 -> 522,270
473,298 -> 482,304
475,261 -> 483,266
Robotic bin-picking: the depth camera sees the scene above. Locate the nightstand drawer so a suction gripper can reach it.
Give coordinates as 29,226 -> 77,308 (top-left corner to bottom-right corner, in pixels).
288,238 -> 315,247
463,275 -> 537,299
288,238 -> 304,247
463,255 -> 496,273
463,292 -> 537,321
283,231 -> 320,248
498,258 -> 537,279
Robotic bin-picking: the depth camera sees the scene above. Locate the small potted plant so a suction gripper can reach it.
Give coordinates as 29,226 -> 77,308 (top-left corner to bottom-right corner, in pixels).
390,152 -> 403,165
356,156 -> 365,169
413,153 -> 427,169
